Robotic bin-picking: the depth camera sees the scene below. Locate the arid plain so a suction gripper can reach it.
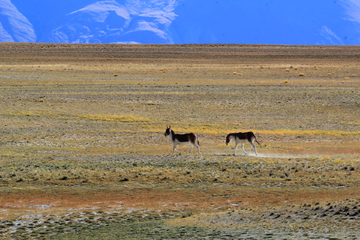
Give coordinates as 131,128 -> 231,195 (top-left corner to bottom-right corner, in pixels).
0,43 -> 360,239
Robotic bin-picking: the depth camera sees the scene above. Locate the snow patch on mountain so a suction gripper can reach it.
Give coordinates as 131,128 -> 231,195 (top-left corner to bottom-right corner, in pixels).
70,1 -> 130,23
320,26 -> 344,45
2,0 -> 360,44
340,0 -> 360,23
125,0 -> 177,25
0,22 -> 14,42
51,0 -> 178,44
0,0 -> 35,42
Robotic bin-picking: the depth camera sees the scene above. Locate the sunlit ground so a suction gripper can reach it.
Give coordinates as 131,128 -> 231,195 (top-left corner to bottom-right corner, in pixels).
0,43 -> 359,239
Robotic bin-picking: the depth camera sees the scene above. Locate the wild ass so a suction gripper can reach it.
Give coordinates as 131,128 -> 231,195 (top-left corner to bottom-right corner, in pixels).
164,126 -> 201,155
226,131 -> 260,156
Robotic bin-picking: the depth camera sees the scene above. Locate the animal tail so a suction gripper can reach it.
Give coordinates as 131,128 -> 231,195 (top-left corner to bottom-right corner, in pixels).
254,135 -> 260,146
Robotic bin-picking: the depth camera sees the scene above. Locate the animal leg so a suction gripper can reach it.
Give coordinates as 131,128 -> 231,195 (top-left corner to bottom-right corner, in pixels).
234,143 -> 238,156
251,142 -> 258,155
196,144 -> 201,155
248,143 -> 252,155
241,143 -> 248,155
189,144 -> 193,153
172,144 -> 181,154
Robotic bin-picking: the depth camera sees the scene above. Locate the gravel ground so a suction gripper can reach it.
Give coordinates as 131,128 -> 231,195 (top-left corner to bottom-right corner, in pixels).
1,43 -> 360,239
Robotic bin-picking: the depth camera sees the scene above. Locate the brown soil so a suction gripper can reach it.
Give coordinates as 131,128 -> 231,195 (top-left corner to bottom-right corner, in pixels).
1,43 -> 360,64
0,43 -> 359,238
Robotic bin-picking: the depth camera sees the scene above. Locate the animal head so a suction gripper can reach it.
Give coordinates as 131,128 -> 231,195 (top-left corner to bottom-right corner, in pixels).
225,134 -> 232,145
164,125 -> 172,136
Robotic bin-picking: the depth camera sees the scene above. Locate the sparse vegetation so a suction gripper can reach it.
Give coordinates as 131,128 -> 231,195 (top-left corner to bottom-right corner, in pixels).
81,114 -> 150,122
0,43 -> 359,239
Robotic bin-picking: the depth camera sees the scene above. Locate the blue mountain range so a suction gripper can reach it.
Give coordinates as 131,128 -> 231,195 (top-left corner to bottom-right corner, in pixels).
1,0 -> 359,45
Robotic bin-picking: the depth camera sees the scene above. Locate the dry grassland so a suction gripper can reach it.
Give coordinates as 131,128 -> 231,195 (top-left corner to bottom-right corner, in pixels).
0,43 -> 359,239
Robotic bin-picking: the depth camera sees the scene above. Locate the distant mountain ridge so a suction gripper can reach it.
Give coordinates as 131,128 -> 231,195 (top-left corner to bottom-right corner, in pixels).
1,0 -> 360,44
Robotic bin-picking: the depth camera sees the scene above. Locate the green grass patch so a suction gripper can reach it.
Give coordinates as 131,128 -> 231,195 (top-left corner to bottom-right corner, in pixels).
50,220 -> 242,240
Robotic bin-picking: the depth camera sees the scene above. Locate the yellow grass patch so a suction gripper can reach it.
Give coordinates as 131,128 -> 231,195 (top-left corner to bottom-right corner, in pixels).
5,111 -> 43,117
81,114 -> 150,122
146,101 -> 158,105
142,125 -> 360,136
4,111 -> 149,123
257,129 -> 360,136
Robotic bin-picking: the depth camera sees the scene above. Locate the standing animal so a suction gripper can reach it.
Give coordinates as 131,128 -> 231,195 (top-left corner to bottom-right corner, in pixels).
225,131 -> 260,156
164,126 -> 201,155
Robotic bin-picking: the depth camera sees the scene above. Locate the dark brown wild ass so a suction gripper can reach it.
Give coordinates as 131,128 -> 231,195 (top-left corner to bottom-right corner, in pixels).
226,132 -> 260,156
164,126 -> 201,155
